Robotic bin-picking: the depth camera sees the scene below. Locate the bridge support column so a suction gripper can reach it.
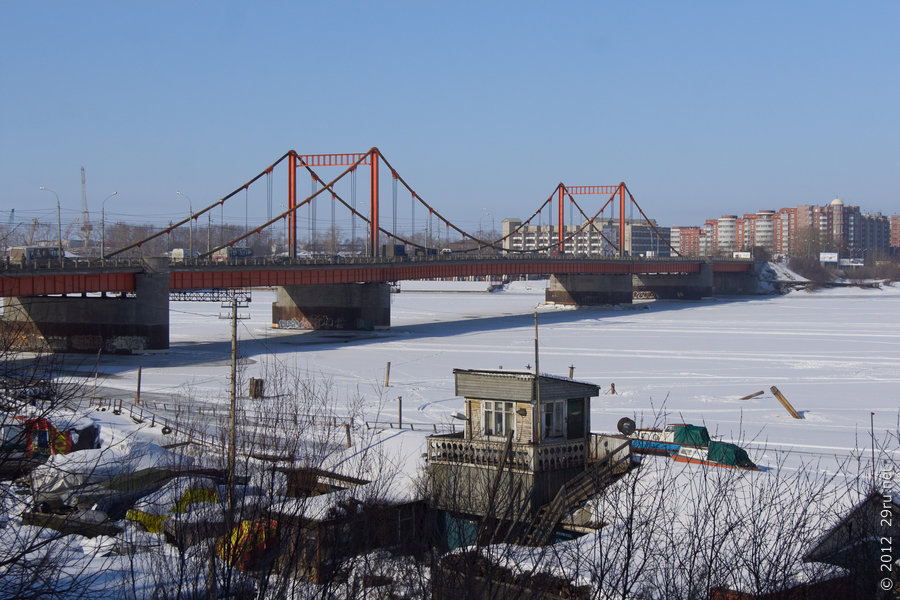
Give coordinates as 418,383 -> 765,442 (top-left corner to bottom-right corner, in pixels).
545,274 -> 633,305
272,283 -> 390,331
632,263 -> 713,299
713,262 -> 763,295
1,258 -> 170,354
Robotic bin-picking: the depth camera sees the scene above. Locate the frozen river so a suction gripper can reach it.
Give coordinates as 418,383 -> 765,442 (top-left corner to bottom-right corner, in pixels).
84,280 -> 900,473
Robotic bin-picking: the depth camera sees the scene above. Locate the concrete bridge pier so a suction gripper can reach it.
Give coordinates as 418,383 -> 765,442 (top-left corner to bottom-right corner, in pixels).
713,262 -> 763,295
632,263 -> 714,299
1,258 -> 170,354
272,283 -> 391,331
545,274 -> 633,305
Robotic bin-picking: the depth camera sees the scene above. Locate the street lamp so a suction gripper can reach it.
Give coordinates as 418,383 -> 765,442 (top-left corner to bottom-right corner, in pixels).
38,186 -> 63,265
100,192 -> 118,265
176,191 -> 193,259
481,208 -> 494,250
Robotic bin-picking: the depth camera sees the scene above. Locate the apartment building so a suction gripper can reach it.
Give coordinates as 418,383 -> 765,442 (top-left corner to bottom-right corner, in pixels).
502,218 -> 670,257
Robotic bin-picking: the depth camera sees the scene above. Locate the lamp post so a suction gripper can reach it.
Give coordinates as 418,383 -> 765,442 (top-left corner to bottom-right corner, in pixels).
481,208 -> 494,251
176,191 -> 193,259
39,186 -> 63,265
100,192 -> 118,265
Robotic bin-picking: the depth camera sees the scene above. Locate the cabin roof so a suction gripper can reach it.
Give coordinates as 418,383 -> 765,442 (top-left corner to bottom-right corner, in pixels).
803,489 -> 900,564
453,368 -> 600,403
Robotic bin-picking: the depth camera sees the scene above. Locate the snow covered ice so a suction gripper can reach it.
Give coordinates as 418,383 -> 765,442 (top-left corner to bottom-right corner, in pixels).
94,280 -> 900,472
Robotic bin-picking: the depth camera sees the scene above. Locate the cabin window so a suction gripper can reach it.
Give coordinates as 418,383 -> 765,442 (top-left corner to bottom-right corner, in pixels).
567,399 -> 585,440
483,401 -> 514,437
543,401 -> 565,438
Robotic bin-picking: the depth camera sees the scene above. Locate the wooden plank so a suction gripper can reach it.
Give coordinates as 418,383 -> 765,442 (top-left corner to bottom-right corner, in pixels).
770,386 -> 803,419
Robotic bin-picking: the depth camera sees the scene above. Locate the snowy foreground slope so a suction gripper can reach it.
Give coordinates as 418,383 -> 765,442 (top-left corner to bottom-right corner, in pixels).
7,281 -> 898,597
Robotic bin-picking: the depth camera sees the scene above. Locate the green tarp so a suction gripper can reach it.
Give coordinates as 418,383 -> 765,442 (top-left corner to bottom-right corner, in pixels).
672,425 -> 711,446
707,441 -> 756,469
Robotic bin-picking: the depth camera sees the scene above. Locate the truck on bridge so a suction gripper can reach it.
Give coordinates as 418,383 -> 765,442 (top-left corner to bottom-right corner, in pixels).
8,246 -> 62,264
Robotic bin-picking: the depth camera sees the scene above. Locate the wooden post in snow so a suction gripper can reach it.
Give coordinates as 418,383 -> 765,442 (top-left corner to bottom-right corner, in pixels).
135,365 -> 142,405
770,386 -> 802,419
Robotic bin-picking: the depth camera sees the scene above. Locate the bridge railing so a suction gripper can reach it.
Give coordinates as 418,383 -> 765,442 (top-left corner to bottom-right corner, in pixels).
1,252 -> 752,273
0,256 -> 148,272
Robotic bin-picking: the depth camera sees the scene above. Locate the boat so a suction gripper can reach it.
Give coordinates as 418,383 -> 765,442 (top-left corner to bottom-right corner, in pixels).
669,440 -> 759,471
616,417 -> 711,456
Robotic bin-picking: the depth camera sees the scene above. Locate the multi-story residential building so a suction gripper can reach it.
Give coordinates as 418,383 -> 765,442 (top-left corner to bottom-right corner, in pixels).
737,211 -> 776,252
796,198 -> 862,253
501,218 -> 670,257
702,219 -> 718,256
774,207 -> 798,257
891,215 -> 900,249
716,215 -> 737,255
859,212 -> 890,256
671,226 -> 702,257
696,210 -> 795,257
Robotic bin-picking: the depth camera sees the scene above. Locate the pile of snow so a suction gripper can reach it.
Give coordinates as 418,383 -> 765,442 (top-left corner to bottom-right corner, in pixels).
397,279 -> 500,292
30,440 -> 194,505
756,261 -> 810,293
760,262 -> 809,283
505,279 -> 549,293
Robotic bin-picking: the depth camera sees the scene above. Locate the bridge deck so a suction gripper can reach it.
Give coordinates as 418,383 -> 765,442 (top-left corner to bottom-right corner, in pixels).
1,256 -> 752,296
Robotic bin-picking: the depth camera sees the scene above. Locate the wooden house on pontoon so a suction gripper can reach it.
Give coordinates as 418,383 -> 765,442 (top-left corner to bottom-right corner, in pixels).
426,369 -> 632,546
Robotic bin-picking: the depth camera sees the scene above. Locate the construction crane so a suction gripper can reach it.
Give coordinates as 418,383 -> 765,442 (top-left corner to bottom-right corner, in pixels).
80,167 -> 93,248
64,217 -> 81,241
27,219 -> 39,245
3,209 -> 13,253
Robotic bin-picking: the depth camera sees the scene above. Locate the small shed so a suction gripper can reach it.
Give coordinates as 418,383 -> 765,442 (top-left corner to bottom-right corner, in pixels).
427,368 -> 630,542
452,369 -> 599,445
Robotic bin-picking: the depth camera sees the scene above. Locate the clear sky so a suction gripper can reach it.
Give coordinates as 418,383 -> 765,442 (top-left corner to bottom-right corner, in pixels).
1,1 -> 898,238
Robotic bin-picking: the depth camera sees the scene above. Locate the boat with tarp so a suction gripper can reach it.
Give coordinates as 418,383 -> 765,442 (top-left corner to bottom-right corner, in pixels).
615,417 -> 711,456
670,440 -> 759,470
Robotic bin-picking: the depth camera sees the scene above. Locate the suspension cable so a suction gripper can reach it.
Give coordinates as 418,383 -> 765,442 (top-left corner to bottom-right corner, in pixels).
107,150 -> 294,257
623,183 -> 681,257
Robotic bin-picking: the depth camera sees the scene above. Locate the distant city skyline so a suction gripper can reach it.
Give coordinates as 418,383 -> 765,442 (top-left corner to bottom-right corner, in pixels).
2,1 -> 898,234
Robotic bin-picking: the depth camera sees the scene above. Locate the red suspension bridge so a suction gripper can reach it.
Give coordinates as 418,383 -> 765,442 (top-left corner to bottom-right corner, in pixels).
0,148 -> 755,353
101,147 -> 677,261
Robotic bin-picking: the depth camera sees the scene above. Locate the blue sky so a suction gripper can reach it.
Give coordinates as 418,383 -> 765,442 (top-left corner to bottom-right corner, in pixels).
1,1 -> 898,238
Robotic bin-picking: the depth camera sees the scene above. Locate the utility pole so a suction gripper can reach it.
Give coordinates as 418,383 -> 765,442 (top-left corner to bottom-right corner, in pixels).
534,311 -> 541,442
219,295 -> 249,526
228,297 -> 237,520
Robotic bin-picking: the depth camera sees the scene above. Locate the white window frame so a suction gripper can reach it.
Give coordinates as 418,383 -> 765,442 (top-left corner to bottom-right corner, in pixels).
483,401 -> 515,438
